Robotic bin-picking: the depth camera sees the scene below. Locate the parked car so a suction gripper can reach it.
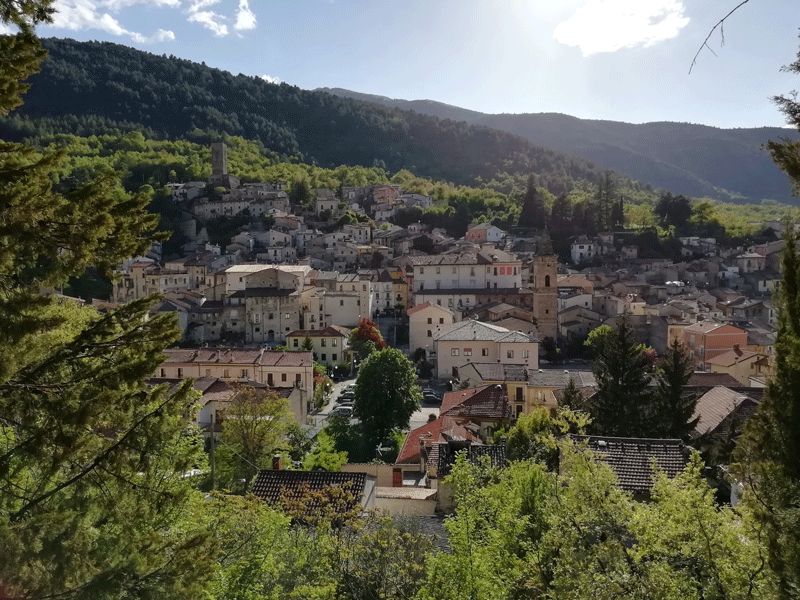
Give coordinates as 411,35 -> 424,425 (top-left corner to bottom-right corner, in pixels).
422,389 -> 441,404
329,406 -> 353,419
337,398 -> 354,408
339,390 -> 356,401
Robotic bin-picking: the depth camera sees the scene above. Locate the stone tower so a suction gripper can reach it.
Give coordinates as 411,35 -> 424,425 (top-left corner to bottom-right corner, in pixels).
211,142 -> 227,177
532,235 -> 558,341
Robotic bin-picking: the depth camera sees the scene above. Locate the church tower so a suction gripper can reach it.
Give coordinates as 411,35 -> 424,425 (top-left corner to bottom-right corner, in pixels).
532,235 -> 558,341
211,142 -> 228,178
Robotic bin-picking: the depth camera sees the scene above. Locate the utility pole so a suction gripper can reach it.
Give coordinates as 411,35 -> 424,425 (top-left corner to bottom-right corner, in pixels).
210,411 -> 216,491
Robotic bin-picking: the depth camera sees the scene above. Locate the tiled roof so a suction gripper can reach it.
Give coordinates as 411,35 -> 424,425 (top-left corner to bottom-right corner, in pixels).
460,363 -> 529,382
435,320 -> 538,343
687,372 -> 741,387
436,442 -> 506,478
417,288 -> 532,297
251,470 -> 369,512
163,348 -> 313,367
396,416 -> 477,465
441,384 -> 512,420
572,436 -> 689,495
705,347 -> 762,367
692,386 -> 760,437
407,302 -> 451,316
528,369 -> 596,388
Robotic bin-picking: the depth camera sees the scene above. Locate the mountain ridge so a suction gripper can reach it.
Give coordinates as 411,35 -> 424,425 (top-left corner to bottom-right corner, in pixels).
318,87 -> 798,203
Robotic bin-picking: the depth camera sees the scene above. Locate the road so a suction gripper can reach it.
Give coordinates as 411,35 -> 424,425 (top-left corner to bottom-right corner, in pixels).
310,377 -> 441,431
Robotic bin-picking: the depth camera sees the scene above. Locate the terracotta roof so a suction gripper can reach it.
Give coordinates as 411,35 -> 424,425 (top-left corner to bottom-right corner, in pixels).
163,348 -> 313,367
406,301 -> 451,316
705,347 -> 763,367
693,386 -> 760,437
396,416 -> 477,465
572,436 -> 689,495
441,384 -> 512,420
251,470 -> 370,512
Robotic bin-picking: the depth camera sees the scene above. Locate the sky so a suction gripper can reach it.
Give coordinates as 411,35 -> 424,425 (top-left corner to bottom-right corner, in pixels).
7,0 -> 800,128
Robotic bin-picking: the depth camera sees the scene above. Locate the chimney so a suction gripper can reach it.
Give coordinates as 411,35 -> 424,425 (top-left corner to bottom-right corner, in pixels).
272,455 -> 282,470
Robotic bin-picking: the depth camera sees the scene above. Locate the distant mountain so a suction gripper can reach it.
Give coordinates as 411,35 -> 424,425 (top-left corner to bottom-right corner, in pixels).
321,88 -> 798,203
1,38 -> 624,200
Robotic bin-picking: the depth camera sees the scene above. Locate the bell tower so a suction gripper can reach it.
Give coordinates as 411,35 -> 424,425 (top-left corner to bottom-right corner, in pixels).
532,235 -> 558,341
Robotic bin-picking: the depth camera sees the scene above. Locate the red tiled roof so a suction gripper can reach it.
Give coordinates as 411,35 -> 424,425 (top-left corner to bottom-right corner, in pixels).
441,384 -> 512,420
396,415 -> 477,465
162,348 -> 313,367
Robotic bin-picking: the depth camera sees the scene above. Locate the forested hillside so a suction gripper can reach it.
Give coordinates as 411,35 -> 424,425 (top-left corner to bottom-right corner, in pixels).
0,37 -> 624,199
322,88 -> 798,204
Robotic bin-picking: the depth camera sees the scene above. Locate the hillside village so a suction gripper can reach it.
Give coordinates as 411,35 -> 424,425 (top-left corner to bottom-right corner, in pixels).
90,142 -> 783,512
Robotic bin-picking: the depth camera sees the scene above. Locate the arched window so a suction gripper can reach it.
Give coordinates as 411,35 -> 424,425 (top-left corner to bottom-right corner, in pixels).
545,275 -> 551,287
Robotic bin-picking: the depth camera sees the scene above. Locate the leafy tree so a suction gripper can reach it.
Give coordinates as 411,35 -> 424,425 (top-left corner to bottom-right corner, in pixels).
0,5 -> 215,597
302,429 -> 347,471
220,385 -> 296,484
654,191 -> 692,230
652,339 -> 697,439
348,317 -> 387,362
505,408 -> 559,467
353,348 -> 420,454
586,319 -> 654,437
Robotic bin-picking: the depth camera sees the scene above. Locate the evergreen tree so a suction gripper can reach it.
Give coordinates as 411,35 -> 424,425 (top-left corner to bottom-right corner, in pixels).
733,42 -> 800,598
301,335 -> 314,351
549,192 -> 572,234
518,174 -> 545,229
652,339 -> 697,439
558,377 -> 588,413
0,5 -> 214,597
594,170 -> 616,231
586,318 -> 654,437
735,222 -> 800,597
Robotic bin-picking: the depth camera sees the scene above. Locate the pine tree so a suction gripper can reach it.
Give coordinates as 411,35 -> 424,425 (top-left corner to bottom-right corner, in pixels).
652,338 -> 697,439
732,41 -> 800,598
734,222 -> 800,597
0,5 -> 214,597
518,174 -> 545,229
586,317 -> 654,437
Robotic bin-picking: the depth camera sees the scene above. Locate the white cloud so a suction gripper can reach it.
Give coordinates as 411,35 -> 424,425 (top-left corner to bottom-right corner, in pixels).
553,0 -> 689,56
50,0 -> 176,43
0,21 -> 16,34
234,0 -> 255,31
188,9 -> 228,36
259,74 -> 280,84
188,0 -> 219,11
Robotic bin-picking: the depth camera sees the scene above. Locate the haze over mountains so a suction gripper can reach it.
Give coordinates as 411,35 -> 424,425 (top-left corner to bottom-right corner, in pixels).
318,88 -> 798,204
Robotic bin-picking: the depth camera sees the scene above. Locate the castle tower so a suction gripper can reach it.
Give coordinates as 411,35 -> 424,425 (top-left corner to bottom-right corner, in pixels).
211,142 -> 227,177
531,235 -> 558,341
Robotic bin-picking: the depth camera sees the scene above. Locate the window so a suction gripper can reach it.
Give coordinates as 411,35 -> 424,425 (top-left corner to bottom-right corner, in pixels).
321,339 -> 327,347
419,267 -> 424,274
332,353 -> 337,361
451,348 -> 460,356
464,348 -> 472,357
241,369 -> 249,378
267,373 -> 274,386
436,267 -> 441,274
545,275 -> 551,287
332,339 -> 337,347
516,387 -> 523,402
293,338 -> 299,347
205,369 -> 211,377
285,313 -> 290,319
482,348 -> 489,357
281,373 -> 287,382
340,300 -> 344,306
507,350 -> 514,359
522,350 -> 529,358
427,329 -> 432,337
296,373 -> 302,385
452,267 -> 457,274
268,313 -> 274,320
224,369 -> 230,378
439,318 -> 444,324
177,368 -> 183,377
321,354 -> 326,362
427,317 -> 432,324
160,368 -> 165,377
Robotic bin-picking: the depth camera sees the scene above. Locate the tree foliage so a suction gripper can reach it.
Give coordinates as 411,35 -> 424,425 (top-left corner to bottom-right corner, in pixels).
586,319 -> 654,437
349,317 -> 387,363
353,347 -> 419,453
0,6 -> 215,597
652,339 -> 698,439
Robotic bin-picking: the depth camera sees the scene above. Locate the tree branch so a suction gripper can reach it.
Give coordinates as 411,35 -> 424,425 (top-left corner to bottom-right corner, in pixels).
689,0 -> 751,74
